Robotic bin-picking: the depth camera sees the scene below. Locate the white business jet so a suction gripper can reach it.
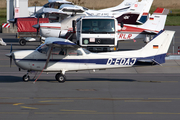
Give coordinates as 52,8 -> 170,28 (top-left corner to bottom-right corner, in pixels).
6,30 -> 175,82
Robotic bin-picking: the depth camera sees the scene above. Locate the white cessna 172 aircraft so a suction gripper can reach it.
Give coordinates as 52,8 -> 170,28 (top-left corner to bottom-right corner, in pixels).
6,30 -> 175,83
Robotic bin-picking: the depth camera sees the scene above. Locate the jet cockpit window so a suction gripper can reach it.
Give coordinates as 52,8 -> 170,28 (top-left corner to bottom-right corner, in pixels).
37,44 -> 49,54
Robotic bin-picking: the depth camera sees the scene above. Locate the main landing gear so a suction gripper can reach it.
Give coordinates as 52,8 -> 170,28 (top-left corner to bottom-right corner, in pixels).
55,73 -> 66,83
22,71 -> 66,83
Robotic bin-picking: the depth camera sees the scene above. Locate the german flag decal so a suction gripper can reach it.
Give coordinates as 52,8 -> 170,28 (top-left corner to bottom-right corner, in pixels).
153,45 -> 159,49
149,18 -> 154,20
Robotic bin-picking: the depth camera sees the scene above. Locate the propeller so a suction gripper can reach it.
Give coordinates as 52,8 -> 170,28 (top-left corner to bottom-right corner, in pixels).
34,3 -> 37,15
32,3 -> 40,34
32,14 -> 40,43
6,44 -> 13,67
10,44 -> 13,67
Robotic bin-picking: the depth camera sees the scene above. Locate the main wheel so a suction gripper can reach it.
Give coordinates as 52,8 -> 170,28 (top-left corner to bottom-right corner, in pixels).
55,73 -> 66,83
19,39 -> 26,46
23,75 -> 30,82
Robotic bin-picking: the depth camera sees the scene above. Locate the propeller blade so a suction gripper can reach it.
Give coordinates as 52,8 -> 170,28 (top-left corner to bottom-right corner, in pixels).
10,44 -> 12,53
10,56 -> 12,67
6,44 -> 13,67
32,17 -> 40,37
34,4 -> 36,15
36,16 -> 40,36
6,52 -> 13,67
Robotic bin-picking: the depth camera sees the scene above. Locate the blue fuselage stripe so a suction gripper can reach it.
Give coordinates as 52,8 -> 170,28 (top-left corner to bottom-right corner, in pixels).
15,54 -> 166,65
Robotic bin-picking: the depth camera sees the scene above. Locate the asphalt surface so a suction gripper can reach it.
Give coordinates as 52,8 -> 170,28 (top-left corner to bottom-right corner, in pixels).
0,26 -> 180,120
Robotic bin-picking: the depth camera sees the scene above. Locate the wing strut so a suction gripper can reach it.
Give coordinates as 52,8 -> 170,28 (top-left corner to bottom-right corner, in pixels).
33,46 -> 53,84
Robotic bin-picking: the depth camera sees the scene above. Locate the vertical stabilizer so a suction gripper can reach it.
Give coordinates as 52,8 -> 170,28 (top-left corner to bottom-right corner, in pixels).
137,0 -> 154,24
139,30 -> 175,64
141,8 -> 169,33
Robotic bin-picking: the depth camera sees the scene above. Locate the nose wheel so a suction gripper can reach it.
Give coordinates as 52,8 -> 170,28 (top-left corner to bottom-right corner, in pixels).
23,74 -> 30,82
55,73 -> 66,83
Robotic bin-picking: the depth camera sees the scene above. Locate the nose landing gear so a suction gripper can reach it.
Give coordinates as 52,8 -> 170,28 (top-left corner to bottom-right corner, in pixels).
23,73 -> 30,82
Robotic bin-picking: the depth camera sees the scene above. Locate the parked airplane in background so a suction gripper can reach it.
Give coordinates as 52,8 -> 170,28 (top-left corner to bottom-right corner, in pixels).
117,8 -> 169,42
6,30 -> 175,83
86,0 -> 153,24
36,0 -> 155,38
31,0 -> 154,42
38,8 -> 168,44
40,0 -> 153,24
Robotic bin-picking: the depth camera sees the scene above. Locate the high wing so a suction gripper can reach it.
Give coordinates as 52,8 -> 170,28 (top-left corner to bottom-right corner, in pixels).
59,4 -> 85,13
43,8 -> 68,14
43,8 -> 69,22
48,0 -> 73,4
42,37 -> 80,69
45,37 -> 80,48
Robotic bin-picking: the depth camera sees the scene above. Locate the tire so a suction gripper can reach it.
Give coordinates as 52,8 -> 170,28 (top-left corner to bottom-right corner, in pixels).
19,39 -> 26,46
23,75 -> 30,82
55,73 -> 66,83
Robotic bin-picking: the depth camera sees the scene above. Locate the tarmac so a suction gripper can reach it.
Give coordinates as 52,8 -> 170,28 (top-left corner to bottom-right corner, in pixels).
0,26 -> 180,120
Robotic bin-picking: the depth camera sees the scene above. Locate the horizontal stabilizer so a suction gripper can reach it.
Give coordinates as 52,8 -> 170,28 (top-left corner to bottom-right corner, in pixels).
153,7 -> 169,15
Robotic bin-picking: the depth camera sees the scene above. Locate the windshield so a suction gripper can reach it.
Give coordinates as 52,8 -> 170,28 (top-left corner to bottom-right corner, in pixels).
82,19 -> 115,34
36,44 -> 49,54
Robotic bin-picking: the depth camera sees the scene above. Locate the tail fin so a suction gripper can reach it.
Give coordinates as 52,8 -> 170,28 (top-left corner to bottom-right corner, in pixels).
139,30 -> 175,64
140,8 -> 169,33
137,0 -> 154,24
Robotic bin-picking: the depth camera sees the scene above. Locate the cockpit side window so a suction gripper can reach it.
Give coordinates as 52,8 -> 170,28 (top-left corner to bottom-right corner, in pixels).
67,49 -> 83,56
52,47 -> 67,55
